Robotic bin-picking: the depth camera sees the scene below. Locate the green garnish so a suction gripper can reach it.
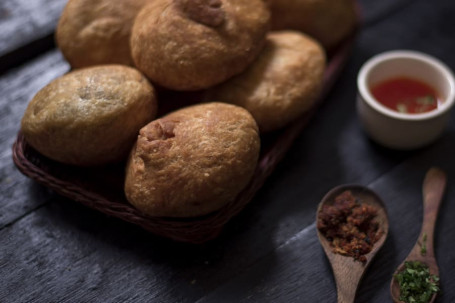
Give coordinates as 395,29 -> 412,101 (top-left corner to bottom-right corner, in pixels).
421,233 -> 427,256
397,103 -> 408,113
416,95 -> 436,105
416,105 -> 431,113
394,261 -> 439,303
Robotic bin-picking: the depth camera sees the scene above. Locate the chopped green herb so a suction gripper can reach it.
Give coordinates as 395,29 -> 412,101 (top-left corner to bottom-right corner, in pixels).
421,233 -> 427,256
397,103 -> 408,113
394,261 -> 439,303
416,105 -> 431,113
416,95 -> 436,105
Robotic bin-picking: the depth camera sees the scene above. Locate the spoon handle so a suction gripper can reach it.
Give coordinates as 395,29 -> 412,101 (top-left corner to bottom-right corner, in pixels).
332,260 -> 362,303
420,167 -> 447,257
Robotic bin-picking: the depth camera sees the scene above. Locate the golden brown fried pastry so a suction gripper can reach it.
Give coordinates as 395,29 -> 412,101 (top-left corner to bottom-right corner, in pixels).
125,102 -> 260,217
205,31 -> 326,132
130,0 -> 270,91
56,0 -> 152,68
21,65 -> 157,166
269,0 -> 357,49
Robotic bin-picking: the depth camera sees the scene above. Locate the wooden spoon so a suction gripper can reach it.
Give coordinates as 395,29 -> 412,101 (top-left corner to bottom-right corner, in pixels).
390,167 -> 447,303
316,185 -> 389,303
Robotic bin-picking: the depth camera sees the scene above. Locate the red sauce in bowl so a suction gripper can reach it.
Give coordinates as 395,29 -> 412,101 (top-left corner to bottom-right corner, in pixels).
371,77 -> 441,114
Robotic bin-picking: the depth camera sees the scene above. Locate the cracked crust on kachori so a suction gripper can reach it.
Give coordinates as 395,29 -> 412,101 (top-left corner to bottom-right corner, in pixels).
124,102 -> 260,217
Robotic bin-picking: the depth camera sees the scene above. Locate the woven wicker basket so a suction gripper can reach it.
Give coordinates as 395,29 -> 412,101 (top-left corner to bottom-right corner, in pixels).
12,19 -> 358,244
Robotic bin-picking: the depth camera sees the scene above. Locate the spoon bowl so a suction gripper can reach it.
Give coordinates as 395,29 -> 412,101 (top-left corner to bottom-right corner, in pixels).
390,167 -> 447,303
317,185 -> 389,303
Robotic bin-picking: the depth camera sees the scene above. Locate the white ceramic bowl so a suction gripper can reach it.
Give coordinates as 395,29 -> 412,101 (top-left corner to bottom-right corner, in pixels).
357,50 -> 455,149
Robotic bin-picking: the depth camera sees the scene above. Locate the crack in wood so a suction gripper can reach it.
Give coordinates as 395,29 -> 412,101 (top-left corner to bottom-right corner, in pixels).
0,201 -> 48,230
0,33 -> 56,76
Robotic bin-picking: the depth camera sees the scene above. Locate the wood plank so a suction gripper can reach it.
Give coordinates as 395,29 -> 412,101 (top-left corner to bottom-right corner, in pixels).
0,50 -> 69,229
361,0 -> 415,26
196,134 -> 455,303
0,201 -> 201,302
1,0 -> 455,302
0,0 -> 66,73
0,0 -> 66,55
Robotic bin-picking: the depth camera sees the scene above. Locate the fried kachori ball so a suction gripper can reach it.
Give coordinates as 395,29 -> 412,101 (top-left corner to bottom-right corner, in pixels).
124,102 -> 260,217
205,31 -> 326,132
21,65 -> 157,166
268,0 -> 357,49
130,0 -> 270,91
56,0 -> 152,68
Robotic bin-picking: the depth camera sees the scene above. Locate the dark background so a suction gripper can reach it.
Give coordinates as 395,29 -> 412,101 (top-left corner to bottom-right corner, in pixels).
1,0 -> 454,302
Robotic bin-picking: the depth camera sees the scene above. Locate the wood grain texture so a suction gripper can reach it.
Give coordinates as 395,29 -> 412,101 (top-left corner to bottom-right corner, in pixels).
195,138 -> 455,303
1,0 -> 455,302
0,0 -> 66,55
0,50 -> 68,229
0,0 -> 66,73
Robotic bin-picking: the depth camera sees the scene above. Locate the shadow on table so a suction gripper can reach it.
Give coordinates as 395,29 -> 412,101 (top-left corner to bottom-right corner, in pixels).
36,192 -> 278,302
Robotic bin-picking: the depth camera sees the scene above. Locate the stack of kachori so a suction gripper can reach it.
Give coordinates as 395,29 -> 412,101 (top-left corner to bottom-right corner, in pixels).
20,0 -> 356,218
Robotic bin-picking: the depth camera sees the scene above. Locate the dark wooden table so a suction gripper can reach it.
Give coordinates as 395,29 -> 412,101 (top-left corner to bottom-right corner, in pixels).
1,0 -> 454,302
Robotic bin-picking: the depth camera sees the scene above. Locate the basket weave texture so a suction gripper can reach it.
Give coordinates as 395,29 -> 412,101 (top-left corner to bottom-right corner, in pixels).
12,30 -> 356,244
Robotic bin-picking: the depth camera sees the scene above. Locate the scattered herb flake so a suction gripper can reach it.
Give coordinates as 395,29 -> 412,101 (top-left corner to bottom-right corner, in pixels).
416,105 -> 431,113
416,95 -> 436,105
397,103 -> 408,113
394,261 -> 439,303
